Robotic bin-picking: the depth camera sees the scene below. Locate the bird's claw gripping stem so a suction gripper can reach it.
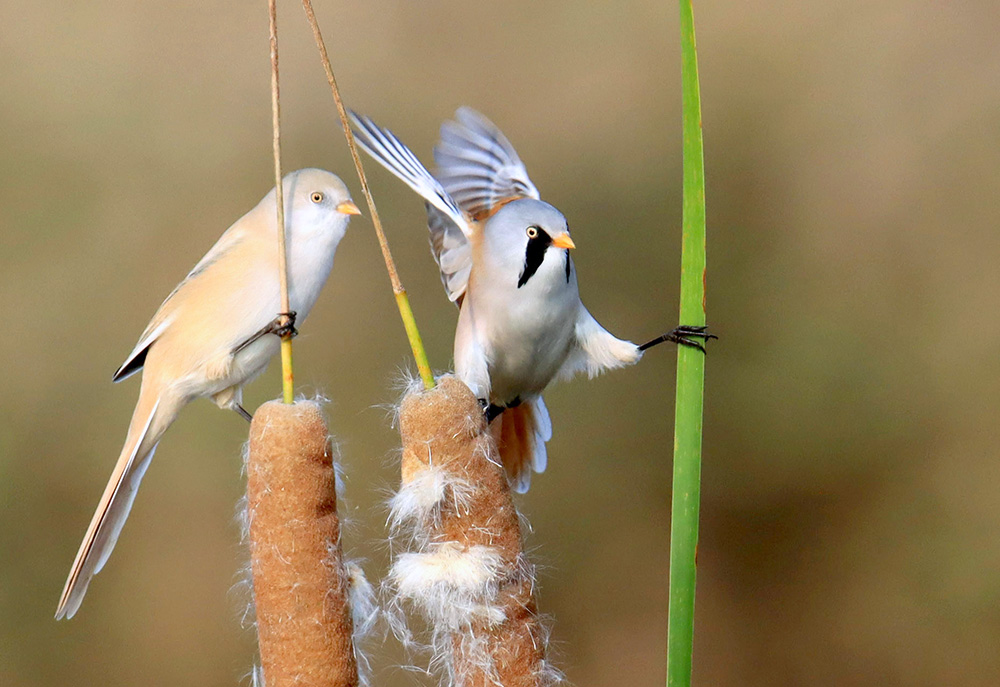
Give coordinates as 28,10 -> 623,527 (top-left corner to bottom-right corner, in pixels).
639,325 -> 717,354
233,311 -> 298,355
272,311 -> 298,339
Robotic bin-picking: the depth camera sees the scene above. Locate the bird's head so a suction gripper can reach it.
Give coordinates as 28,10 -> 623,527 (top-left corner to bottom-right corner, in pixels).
283,168 -> 360,245
483,198 -> 576,290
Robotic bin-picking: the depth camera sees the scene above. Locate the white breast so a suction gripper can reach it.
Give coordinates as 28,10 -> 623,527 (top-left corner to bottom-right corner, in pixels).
461,264 -> 582,404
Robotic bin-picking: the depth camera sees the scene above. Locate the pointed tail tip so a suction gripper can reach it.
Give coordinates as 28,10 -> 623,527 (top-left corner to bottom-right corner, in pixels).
54,595 -> 71,621
54,601 -> 80,621
54,585 -> 81,621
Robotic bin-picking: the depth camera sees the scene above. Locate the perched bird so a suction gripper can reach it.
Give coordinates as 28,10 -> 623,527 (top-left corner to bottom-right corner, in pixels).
350,108 -> 712,493
55,168 -> 361,620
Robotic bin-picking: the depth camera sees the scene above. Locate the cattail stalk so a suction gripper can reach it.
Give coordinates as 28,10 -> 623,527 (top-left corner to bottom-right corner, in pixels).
667,0 -> 709,685
247,401 -> 360,687
389,376 -> 560,687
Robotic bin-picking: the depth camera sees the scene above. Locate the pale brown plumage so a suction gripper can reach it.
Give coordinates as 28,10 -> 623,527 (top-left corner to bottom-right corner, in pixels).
56,169 -> 358,619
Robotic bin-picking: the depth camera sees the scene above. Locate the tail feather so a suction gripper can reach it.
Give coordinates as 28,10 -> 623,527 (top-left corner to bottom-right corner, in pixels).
92,442 -> 159,577
492,397 -> 550,494
55,391 -> 173,620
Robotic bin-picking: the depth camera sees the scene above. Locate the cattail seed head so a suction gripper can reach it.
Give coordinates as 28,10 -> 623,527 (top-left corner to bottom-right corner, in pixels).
389,376 -> 562,687
246,400 -> 370,687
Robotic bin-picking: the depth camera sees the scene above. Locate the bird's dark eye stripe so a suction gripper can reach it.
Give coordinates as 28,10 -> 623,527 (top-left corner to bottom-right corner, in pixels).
517,227 -> 552,288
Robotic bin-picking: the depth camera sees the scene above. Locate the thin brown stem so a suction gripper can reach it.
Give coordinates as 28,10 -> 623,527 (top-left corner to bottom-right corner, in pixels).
300,0 -> 401,293
269,0 -> 295,403
299,0 -> 435,389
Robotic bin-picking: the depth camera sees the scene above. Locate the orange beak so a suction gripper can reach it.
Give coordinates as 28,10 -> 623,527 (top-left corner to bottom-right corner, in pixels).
551,232 -> 576,250
336,200 -> 362,216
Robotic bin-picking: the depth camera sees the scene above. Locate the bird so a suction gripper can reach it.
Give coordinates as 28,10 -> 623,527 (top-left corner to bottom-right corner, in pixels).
350,108 -> 713,494
55,168 -> 361,620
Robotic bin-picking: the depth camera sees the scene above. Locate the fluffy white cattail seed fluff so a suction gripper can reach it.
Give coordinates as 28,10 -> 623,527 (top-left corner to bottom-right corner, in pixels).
388,376 -> 563,687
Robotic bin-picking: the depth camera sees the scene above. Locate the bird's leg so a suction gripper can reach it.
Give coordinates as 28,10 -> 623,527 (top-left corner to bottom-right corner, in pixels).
639,325 -> 717,354
235,404 -> 253,423
233,311 -> 298,355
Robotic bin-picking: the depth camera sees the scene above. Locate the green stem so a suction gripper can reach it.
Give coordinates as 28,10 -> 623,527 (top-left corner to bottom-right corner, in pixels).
668,0 -> 708,685
396,290 -> 435,390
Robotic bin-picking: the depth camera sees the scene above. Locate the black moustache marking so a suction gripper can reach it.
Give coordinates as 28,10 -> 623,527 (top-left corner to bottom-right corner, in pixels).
517,228 -> 552,288
564,251 -> 571,283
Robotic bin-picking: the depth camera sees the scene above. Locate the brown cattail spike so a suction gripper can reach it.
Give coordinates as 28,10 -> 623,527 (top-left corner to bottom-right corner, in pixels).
390,376 -> 561,687
247,400 -> 359,687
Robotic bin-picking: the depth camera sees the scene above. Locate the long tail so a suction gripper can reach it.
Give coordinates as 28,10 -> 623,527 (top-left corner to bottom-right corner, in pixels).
491,396 -> 552,494
55,384 -> 179,619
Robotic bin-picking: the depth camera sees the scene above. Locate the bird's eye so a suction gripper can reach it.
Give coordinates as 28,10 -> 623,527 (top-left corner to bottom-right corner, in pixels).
310,192 -> 324,203
526,226 -> 539,239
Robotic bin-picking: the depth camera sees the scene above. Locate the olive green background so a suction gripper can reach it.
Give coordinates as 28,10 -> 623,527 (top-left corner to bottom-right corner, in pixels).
3,2 -> 999,685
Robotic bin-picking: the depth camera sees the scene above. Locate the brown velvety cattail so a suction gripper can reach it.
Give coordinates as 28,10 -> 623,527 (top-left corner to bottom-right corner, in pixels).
388,376 -> 562,687
246,400 -> 373,687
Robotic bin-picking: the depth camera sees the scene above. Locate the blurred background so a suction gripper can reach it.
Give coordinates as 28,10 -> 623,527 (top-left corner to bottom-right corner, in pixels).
2,1 -> 999,685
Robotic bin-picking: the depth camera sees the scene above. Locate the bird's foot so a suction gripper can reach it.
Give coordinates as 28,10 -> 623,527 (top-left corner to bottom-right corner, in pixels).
479,396 -> 520,423
233,311 -> 298,354
479,399 -> 506,424
639,325 -> 717,354
235,404 -> 253,423
270,311 -> 298,339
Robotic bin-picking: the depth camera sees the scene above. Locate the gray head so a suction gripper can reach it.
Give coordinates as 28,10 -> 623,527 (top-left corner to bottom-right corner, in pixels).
282,168 -> 360,245
482,198 -> 576,290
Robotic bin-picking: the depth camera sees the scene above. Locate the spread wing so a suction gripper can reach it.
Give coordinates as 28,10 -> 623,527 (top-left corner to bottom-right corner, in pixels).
350,110 -> 474,304
426,203 -> 472,304
349,111 -> 470,236
433,107 -> 540,221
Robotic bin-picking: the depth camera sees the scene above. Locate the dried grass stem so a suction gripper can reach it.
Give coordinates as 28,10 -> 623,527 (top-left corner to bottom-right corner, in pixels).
299,0 -> 435,389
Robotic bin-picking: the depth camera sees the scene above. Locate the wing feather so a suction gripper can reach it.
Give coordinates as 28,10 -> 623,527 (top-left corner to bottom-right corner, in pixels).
434,107 -> 540,220
351,110 -> 474,304
112,227 -> 244,381
349,111 -> 471,237
427,203 -> 472,304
